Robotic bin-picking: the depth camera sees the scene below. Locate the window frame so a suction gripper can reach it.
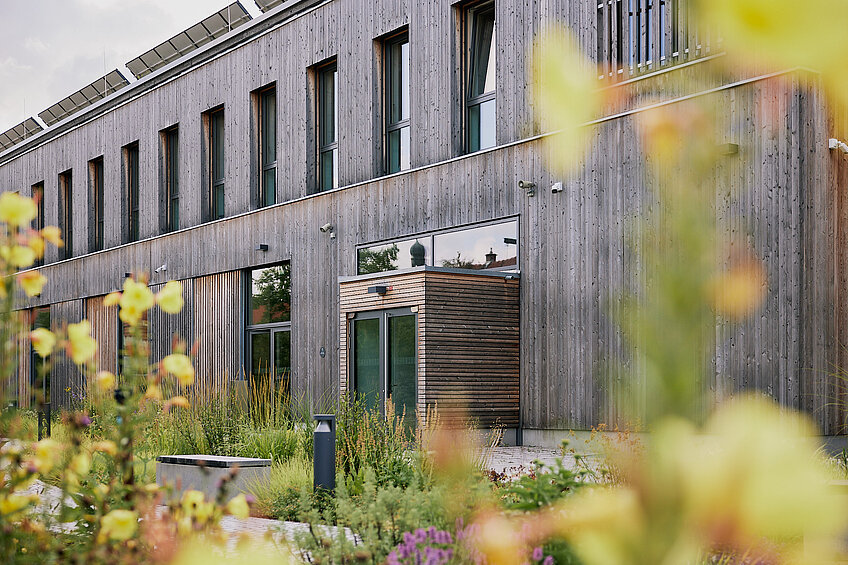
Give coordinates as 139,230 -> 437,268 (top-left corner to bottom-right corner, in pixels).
244,264 -> 292,390
464,0 -> 497,153
123,142 -> 140,243
208,106 -> 226,220
257,84 -> 277,208
162,125 -> 180,232
316,60 -> 338,192
355,216 -> 519,275
384,29 -> 410,174
31,182 -> 44,266
89,156 -> 105,251
58,170 -> 73,259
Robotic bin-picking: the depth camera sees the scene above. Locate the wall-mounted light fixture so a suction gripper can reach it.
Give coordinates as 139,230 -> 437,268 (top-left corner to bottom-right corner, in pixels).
367,285 -> 389,295
154,263 -> 167,273
255,243 -> 269,252
320,223 -> 336,239
518,180 -> 536,197
718,143 -> 739,155
829,138 -> 848,155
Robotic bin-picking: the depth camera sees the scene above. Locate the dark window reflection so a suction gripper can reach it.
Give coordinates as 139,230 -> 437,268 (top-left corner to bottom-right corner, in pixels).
249,264 -> 291,324
357,238 -> 430,274
434,220 -> 516,270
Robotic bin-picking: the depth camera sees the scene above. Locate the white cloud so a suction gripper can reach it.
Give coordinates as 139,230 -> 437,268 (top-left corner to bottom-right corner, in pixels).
0,0 -> 241,132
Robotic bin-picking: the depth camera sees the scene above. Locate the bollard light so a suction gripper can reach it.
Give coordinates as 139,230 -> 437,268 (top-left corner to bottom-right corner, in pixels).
313,414 -> 336,492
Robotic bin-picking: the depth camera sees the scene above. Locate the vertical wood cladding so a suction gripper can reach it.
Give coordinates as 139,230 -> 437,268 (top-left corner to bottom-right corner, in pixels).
49,300 -> 85,409
339,268 -> 520,427
0,0 -> 843,433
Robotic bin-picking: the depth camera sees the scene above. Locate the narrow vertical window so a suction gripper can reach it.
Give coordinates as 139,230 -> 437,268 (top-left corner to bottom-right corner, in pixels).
32,182 -> 44,266
58,171 -> 73,259
123,142 -> 140,243
259,86 -> 277,207
209,107 -> 226,219
317,61 -> 338,191
88,157 -> 105,252
163,126 -> 179,232
466,1 -> 496,153
385,31 -> 410,174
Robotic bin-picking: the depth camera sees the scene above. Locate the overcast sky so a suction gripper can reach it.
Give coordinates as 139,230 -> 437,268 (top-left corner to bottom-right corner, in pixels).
0,0 -> 261,133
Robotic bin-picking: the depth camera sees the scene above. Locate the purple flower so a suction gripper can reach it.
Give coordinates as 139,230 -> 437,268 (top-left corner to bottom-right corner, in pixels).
532,547 -> 544,561
543,557 -> 554,565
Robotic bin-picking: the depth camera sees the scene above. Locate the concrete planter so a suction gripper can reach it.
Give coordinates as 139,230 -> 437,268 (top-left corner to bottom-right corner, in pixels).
156,455 -> 271,500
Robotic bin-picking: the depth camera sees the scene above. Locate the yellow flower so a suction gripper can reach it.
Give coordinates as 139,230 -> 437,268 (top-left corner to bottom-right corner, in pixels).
0,192 -> 37,228
144,384 -> 162,401
30,328 -> 56,358
103,291 -> 122,307
32,439 -> 59,473
67,320 -> 97,365
697,0 -> 848,73
17,270 -> 47,297
27,234 -> 44,259
91,441 -> 118,456
99,509 -> 138,542
165,396 -> 190,411
709,258 -> 767,320
69,452 -> 91,477
156,280 -> 184,314
40,226 -> 63,247
226,494 -> 250,519
0,494 -> 33,517
181,490 -> 214,523
163,354 -> 195,386
2,245 -> 36,268
532,27 -> 603,174
95,371 -> 116,391
119,278 -> 154,326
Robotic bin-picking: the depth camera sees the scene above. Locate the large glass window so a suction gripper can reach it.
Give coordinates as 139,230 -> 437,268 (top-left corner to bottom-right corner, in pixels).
317,61 -> 338,191
259,85 -> 277,207
246,264 -> 292,412
89,157 -> 104,251
356,219 -> 517,275
58,170 -> 72,259
357,238 -> 430,274
124,142 -> 140,243
385,31 -> 410,173
466,1 -> 496,153
163,126 -> 179,232
208,107 -> 226,220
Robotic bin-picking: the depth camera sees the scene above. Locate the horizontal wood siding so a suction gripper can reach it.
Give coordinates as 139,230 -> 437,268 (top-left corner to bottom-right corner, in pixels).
422,272 -> 520,427
340,269 -> 519,427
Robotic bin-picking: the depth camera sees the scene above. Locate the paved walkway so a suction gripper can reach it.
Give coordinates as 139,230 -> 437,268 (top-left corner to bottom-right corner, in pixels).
21,446 -> 576,547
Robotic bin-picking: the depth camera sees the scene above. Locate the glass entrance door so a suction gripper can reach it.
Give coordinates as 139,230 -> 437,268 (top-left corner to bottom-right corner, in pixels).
351,309 -> 417,425
249,328 -> 291,413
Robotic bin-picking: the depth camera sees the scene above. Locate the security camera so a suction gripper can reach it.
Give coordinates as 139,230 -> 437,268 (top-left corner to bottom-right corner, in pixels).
319,223 -> 333,233
551,182 -> 563,194
518,180 -> 535,189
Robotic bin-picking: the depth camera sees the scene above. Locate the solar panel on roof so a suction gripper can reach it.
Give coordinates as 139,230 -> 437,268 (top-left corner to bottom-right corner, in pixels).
253,0 -> 284,11
37,69 -> 130,127
0,118 -> 43,152
125,2 -> 252,80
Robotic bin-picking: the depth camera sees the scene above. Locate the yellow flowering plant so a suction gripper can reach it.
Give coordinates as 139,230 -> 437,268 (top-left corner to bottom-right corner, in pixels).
0,192 -> 253,563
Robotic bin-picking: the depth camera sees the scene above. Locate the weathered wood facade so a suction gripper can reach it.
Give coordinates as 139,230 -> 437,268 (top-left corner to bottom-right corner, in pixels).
1,0 -> 846,439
